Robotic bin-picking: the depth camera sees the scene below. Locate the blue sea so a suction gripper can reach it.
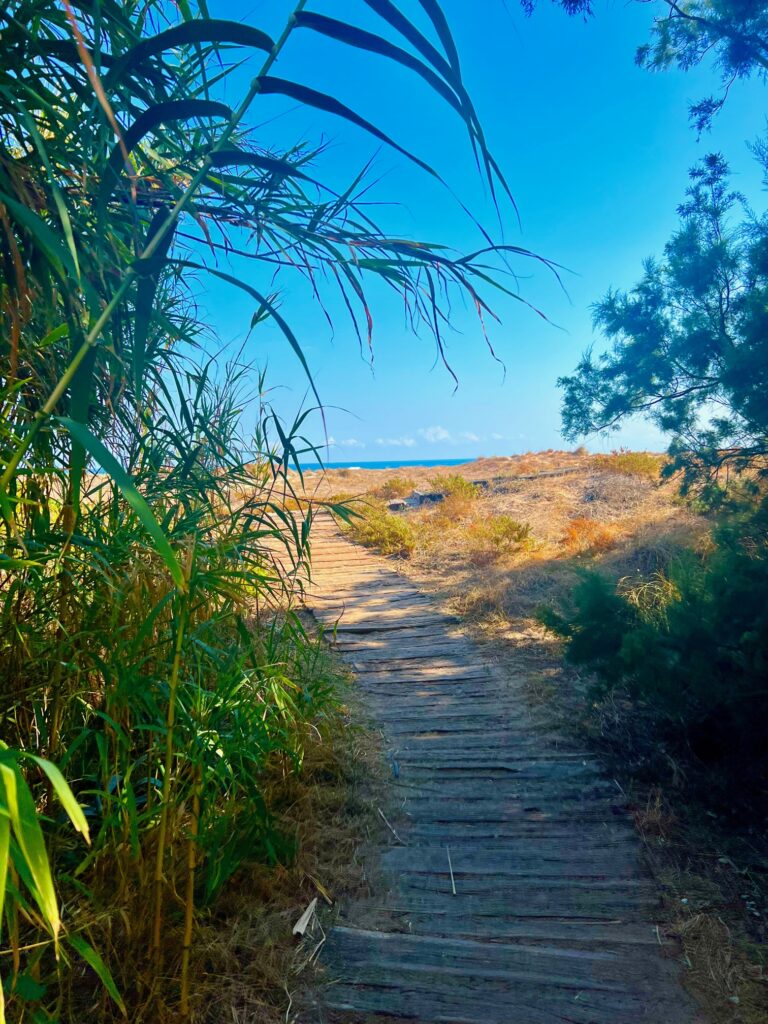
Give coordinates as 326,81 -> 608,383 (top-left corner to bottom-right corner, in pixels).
302,458 -> 473,471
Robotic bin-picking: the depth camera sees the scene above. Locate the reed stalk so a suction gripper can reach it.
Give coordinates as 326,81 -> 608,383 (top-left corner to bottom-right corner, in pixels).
180,764 -> 202,1017
151,545 -> 194,966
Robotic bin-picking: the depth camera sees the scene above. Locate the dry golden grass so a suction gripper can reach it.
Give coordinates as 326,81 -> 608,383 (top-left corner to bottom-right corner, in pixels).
634,794 -> 768,1024
294,450 -> 696,625
562,516 -> 623,553
341,499 -> 417,556
592,449 -> 667,480
296,448 -> 594,502
427,473 -> 480,499
286,450 -> 766,1024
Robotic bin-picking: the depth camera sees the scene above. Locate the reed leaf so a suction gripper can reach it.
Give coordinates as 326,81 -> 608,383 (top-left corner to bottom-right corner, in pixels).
256,77 -> 440,179
56,417 -> 187,592
67,933 -> 127,1016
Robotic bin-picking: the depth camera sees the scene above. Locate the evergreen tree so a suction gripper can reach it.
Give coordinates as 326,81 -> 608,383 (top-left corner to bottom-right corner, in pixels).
559,153 -> 768,487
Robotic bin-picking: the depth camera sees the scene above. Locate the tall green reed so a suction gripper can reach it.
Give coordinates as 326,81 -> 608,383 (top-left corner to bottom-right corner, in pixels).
0,0 -> 541,1016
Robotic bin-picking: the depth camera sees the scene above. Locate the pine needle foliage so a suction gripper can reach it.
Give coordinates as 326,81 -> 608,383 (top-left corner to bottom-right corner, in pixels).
559,155 -> 768,490
539,497 -> 768,811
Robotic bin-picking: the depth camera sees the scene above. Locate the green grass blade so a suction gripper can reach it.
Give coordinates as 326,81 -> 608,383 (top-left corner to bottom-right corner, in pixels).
256,77 -> 440,181
0,762 -> 59,937
293,14 -> 462,114
171,261 -> 321,410
16,98 -> 82,281
109,19 -> 274,85
68,346 -> 97,518
68,933 -> 127,1016
416,0 -> 462,71
56,418 -> 186,592
0,191 -> 77,282
97,99 -> 232,222
0,790 -> 10,942
0,555 -> 43,570
133,208 -> 176,402
208,149 -> 314,181
27,756 -> 90,845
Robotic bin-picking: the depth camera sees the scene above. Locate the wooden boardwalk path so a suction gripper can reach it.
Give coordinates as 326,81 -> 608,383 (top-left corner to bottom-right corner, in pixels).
303,515 -> 701,1023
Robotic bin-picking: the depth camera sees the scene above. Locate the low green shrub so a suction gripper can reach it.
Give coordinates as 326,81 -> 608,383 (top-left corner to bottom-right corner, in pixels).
538,499 -> 768,810
593,449 -> 664,480
371,475 -> 416,499
344,502 -> 417,557
471,515 -> 532,554
429,474 -> 480,499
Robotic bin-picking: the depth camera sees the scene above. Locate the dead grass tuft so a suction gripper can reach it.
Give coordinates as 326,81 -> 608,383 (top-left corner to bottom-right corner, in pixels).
561,517 -> 623,553
453,578 -> 513,623
648,862 -> 768,1024
428,492 -> 477,526
634,787 -> 678,839
581,472 -> 655,518
675,912 -> 767,1024
325,490 -> 359,506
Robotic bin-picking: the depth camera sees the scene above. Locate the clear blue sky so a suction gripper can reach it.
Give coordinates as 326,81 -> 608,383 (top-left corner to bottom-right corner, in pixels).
201,0 -> 765,461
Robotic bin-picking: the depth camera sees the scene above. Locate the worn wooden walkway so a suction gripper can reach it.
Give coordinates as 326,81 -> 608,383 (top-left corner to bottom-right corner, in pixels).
303,515 -> 701,1023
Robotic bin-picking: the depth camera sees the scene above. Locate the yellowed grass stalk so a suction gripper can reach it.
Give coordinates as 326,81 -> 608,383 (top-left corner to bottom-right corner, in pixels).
152,544 -> 195,966
180,765 -> 202,1017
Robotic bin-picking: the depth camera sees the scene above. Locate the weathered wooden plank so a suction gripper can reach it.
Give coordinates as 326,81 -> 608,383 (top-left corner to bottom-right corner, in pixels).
348,646 -> 474,665
371,706 -> 527,726
333,616 -> 460,633
311,580 -> 425,595
332,916 -> 666,947
335,619 -> 462,635
365,688 -> 510,706
401,820 -> 634,844
353,664 -> 494,681
334,633 -> 466,652
312,602 -> 433,620
379,846 -> 642,879
327,927 -> 664,984
378,715 -> 552,737
319,930 -> 693,1023
343,888 -> 661,921
319,979 -> 682,1024
384,747 -> 595,771
312,590 -> 431,604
